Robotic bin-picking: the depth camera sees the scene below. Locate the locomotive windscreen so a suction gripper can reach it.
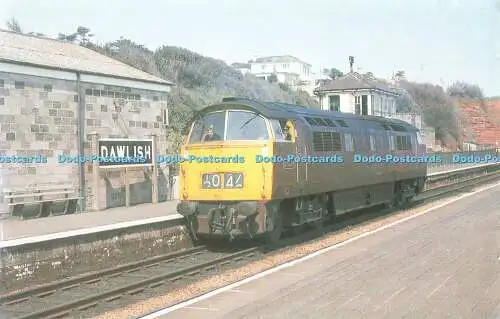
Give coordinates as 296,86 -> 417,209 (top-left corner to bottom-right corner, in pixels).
188,110 -> 269,143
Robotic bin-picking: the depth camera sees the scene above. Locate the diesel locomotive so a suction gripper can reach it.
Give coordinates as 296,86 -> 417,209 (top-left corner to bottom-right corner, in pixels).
177,97 -> 427,243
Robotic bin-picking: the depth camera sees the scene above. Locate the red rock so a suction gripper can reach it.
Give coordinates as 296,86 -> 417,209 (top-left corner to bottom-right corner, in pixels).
459,99 -> 500,146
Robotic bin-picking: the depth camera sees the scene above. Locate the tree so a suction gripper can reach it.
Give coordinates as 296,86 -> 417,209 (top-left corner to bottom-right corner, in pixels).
394,89 -> 415,112
27,32 -> 45,37
268,73 -> 278,83
324,68 -> 343,79
399,80 -> 464,146
5,17 -> 44,37
58,32 -> 78,43
447,81 -> 484,100
76,26 -> 94,45
394,70 -> 406,81
58,26 -> 93,45
6,17 -> 22,33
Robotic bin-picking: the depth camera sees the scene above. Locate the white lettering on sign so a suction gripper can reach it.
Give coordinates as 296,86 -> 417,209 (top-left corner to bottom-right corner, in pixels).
99,141 -> 153,163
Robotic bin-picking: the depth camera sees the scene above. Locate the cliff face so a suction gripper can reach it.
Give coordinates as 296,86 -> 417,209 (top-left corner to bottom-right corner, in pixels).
459,99 -> 500,146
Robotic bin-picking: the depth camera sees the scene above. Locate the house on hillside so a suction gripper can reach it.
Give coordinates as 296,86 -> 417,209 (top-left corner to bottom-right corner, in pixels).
248,55 -> 312,85
0,29 -> 174,214
230,55 -> 329,96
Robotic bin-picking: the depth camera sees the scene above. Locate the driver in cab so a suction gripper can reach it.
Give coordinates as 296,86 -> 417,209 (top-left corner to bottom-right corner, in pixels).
282,125 -> 292,141
280,121 -> 293,141
202,124 -> 222,142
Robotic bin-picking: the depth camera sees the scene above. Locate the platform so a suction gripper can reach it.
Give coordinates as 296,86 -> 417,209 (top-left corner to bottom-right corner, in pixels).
159,181 -> 500,319
0,200 -> 181,247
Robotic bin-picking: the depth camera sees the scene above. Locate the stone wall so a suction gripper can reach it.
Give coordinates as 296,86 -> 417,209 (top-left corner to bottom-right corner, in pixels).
0,71 -> 79,192
0,71 -> 173,214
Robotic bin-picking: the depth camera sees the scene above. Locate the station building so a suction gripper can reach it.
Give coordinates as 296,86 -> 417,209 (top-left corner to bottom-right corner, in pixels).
0,29 -> 174,217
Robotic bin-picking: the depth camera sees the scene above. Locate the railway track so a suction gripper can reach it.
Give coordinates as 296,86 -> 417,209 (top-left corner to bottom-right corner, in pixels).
1,165 -> 500,319
0,246 -> 264,319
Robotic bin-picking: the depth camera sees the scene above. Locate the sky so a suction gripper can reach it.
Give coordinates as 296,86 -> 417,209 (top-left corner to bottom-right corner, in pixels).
1,0 -> 499,96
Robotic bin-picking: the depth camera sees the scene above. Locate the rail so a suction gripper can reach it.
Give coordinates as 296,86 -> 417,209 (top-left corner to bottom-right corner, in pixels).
0,245 -> 263,319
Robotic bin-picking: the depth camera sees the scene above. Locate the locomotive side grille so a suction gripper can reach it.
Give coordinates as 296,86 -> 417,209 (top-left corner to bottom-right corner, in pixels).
313,132 -> 342,152
331,132 -> 342,151
313,132 -> 324,151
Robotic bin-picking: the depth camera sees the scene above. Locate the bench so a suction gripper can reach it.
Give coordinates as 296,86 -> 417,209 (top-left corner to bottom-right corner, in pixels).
2,185 -> 81,219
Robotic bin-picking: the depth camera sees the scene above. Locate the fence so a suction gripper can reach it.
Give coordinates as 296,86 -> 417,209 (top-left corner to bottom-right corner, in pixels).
426,149 -> 499,173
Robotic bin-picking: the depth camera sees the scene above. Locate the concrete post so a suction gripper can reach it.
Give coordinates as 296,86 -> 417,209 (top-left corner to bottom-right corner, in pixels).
88,132 -> 100,211
148,134 -> 158,204
124,167 -> 130,207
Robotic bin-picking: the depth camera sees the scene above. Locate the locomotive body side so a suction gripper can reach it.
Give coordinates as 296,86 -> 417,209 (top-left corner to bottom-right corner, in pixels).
269,111 -> 426,232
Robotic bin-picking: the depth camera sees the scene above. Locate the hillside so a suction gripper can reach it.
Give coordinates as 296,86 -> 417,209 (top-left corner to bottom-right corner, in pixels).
84,40 -> 318,151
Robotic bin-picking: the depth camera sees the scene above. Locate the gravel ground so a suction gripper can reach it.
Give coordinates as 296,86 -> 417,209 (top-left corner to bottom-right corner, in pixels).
94,183 -> 494,319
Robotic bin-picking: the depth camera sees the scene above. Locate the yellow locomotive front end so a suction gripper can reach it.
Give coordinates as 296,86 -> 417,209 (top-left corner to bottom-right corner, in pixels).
177,106 -> 277,240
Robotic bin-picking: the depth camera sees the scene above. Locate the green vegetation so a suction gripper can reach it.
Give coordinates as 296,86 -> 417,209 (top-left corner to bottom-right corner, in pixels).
397,81 -> 464,147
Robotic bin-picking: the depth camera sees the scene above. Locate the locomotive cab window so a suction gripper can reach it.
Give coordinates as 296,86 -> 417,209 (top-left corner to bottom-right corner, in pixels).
226,111 -> 269,140
188,110 -> 270,143
189,111 -> 226,143
270,119 -> 294,142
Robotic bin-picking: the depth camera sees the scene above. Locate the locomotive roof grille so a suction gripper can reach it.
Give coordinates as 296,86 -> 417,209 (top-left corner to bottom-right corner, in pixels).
336,120 -> 349,127
324,118 -> 335,126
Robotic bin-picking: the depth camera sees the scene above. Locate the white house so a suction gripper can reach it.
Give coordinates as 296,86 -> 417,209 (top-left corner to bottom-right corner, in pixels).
314,72 -> 399,116
248,55 -> 312,85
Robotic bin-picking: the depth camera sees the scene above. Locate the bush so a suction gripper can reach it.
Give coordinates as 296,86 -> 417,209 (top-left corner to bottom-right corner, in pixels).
398,80 -> 465,146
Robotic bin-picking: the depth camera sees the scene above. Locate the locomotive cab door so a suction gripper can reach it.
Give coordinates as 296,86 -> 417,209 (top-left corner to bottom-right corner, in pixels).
290,119 -> 308,190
